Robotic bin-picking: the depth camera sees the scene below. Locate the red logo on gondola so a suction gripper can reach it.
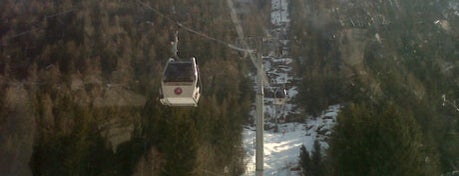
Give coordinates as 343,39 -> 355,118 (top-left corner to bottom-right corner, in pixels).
174,87 -> 183,95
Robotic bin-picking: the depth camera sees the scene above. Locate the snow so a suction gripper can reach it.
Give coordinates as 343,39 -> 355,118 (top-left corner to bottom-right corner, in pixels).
450,1 -> 459,16
243,1 -> 344,175
287,87 -> 298,98
271,0 -> 290,25
243,105 -> 342,176
244,0 -> 458,175
262,0 -> 298,122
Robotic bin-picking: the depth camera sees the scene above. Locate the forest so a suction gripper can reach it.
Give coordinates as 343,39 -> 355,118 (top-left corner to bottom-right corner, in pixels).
1,0 -> 458,175
0,0 -> 268,175
290,0 -> 459,175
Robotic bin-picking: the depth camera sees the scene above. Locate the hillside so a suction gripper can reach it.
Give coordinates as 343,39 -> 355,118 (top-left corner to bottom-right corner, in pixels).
1,0 -> 458,175
289,0 -> 459,175
243,105 -> 341,175
0,0 -> 263,175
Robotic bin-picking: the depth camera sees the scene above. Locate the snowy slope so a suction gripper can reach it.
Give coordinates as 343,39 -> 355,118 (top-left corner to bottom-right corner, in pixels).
243,0 -> 341,175
449,1 -> 459,16
262,0 -> 298,122
271,0 -> 290,25
243,105 -> 342,176
242,1 -> 344,175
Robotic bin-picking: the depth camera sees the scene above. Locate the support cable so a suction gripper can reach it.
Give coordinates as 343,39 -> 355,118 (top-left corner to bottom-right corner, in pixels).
225,1 -> 267,176
225,0 -> 270,84
136,0 -> 251,53
3,8 -> 79,41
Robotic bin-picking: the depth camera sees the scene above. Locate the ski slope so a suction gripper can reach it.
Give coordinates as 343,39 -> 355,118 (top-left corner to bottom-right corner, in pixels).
271,0 -> 290,25
243,0 -> 343,175
243,105 -> 341,176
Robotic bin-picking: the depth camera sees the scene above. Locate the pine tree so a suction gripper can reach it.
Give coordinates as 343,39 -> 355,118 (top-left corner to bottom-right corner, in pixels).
3,0 -> 253,175
329,103 -> 440,176
299,145 -> 312,176
311,140 -> 323,176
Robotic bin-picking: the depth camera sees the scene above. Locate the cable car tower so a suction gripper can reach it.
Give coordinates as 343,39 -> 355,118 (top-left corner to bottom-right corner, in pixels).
159,31 -> 202,107
226,0 -> 269,175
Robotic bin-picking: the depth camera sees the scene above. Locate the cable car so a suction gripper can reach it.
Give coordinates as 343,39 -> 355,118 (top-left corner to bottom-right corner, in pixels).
160,57 -> 201,107
273,88 -> 287,105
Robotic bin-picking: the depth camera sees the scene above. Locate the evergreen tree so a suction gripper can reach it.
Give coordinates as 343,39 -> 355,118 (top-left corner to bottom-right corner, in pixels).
311,140 -> 323,176
329,103 -> 439,176
299,145 -> 312,176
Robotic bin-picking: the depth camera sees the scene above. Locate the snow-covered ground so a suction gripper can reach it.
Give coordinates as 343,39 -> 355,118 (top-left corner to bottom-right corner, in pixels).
243,105 -> 342,176
243,1 -> 344,175
243,0 -> 344,175
449,1 -> 459,16
271,0 -> 290,25
262,0 -> 298,122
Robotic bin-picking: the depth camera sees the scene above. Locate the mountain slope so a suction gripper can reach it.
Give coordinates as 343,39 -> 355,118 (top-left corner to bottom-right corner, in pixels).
289,0 -> 459,174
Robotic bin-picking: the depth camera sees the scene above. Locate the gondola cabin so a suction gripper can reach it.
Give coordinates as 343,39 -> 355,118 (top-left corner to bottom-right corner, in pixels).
273,88 -> 287,105
160,58 -> 201,107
